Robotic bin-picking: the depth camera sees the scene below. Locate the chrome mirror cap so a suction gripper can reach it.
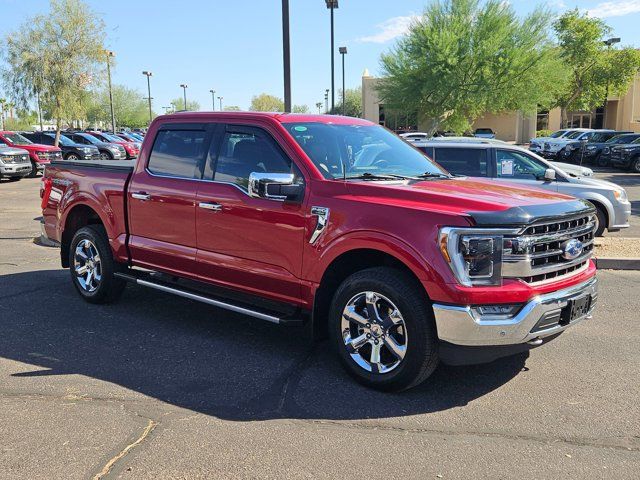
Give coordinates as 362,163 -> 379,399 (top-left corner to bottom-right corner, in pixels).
248,172 -> 295,200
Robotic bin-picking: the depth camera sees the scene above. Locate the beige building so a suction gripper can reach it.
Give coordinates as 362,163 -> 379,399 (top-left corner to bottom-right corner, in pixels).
362,70 -> 640,143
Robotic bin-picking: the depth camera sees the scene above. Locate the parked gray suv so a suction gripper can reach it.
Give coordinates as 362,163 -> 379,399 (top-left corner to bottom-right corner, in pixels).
414,141 -> 631,236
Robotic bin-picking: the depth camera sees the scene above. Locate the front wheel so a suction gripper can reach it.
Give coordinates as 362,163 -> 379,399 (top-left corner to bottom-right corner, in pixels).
631,157 -> 640,173
329,267 -> 439,391
100,151 -> 113,160
69,225 -> 126,304
591,204 -> 607,237
66,153 -> 80,160
28,161 -> 39,177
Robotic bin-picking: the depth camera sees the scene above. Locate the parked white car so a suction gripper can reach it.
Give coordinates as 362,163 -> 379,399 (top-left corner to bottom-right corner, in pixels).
529,129 -> 592,156
399,132 -> 431,143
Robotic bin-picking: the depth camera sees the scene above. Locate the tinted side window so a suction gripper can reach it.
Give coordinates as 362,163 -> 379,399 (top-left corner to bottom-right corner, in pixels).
147,129 -> 208,179
496,150 -> 547,180
416,146 -> 434,158
213,128 -> 295,190
434,148 -> 487,177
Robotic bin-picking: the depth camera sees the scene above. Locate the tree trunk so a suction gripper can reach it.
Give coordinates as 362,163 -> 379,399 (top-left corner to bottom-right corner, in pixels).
560,107 -> 568,129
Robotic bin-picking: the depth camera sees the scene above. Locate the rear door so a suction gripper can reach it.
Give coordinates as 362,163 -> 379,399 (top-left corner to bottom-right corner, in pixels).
432,147 -> 491,177
127,122 -> 213,276
194,123 -> 307,305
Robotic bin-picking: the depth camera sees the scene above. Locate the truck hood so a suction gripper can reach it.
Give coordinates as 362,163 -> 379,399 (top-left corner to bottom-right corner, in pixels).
0,145 -> 30,155
18,143 -> 61,153
344,176 -> 593,226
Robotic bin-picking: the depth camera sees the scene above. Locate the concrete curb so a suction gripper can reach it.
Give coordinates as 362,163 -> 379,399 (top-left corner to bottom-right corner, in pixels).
595,257 -> 640,271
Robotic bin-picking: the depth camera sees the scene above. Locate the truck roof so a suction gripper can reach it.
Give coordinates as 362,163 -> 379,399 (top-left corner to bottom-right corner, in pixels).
157,111 -> 374,126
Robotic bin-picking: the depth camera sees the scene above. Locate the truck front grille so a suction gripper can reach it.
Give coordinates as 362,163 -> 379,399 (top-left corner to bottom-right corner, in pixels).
503,214 -> 595,285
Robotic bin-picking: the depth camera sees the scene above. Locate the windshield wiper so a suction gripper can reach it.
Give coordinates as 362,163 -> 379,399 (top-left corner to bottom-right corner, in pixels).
416,172 -> 450,179
345,172 -> 411,181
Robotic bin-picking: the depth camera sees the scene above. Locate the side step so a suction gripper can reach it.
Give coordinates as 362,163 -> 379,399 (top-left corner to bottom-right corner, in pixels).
115,270 -> 306,326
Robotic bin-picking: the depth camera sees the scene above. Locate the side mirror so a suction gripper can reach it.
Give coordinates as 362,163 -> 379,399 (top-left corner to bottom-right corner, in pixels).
248,172 -> 303,201
543,168 -> 556,182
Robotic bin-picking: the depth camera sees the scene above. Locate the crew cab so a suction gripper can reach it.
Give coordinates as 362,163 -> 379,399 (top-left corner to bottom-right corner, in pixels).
0,131 -> 62,177
41,113 -> 598,391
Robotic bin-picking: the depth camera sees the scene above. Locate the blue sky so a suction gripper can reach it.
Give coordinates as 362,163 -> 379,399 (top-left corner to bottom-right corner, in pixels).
1,0 -> 640,113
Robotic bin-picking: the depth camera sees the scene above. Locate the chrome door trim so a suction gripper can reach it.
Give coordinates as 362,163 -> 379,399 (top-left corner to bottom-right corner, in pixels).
198,202 -> 223,212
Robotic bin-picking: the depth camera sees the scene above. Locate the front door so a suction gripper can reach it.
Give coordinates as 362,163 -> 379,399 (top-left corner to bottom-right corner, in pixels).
128,123 -> 211,276
195,124 -> 307,305
493,149 -> 558,192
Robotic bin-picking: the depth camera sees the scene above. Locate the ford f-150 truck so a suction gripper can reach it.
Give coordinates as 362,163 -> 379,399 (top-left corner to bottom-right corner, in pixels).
41,112 -> 598,391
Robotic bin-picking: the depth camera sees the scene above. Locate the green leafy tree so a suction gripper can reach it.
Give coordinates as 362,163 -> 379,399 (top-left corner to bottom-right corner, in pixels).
249,93 -> 284,112
2,0 -> 105,144
292,104 -> 309,114
377,0 -> 566,135
5,109 -> 39,131
86,84 -> 152,128
553,9 -> 640,127
330,87 -> 363,117
169,97 -> 200,112
223,105 -> 242,111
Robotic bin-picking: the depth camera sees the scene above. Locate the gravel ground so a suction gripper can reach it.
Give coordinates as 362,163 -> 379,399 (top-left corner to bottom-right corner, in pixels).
595,237 -> 640,258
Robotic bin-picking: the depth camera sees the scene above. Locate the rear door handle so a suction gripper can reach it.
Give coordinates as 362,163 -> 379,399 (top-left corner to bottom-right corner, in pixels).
131,192 -> 151,201
198,202 -> 223,212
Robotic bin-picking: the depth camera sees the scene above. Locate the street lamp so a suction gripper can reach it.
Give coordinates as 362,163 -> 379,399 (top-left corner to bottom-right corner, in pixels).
104,50 -> 116,133
209,89 -> 216,111
282,0 -> 291,112
142,71 -> 153,124
325,0 -> 338,112
218,96 -> 223,111
602,37 -> 621,128
180,84 -> 188,110
324,89 -> 329,114
315,102 -> 323,114
339,46 -> 347,116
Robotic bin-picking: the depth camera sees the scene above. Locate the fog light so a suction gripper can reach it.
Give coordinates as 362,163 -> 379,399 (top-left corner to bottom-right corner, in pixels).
474,305 -> 521,317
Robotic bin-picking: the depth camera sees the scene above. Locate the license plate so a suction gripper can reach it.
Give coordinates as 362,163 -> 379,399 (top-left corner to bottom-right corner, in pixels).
566,295 -> 591,322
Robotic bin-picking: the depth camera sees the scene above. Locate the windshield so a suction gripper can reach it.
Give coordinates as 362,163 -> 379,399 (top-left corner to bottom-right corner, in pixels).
2,132 -> 32,145
549,130 -> 567,138
101,133 -> 124,143
77,133 -> 101,145
45,133 -> 74,146
607,134 -> 639,144
286,123 -> 448,179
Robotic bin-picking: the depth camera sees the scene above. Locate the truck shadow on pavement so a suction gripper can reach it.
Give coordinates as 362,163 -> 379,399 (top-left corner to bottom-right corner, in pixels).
0,269 -> 528,421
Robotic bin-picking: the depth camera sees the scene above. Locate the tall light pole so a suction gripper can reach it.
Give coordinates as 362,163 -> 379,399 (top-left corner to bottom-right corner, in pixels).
324,89 -> 329,114
105,50 -> 116,133
209,89 -> 216,111
218,96 -> 223,111
315,102 -> 323,114
142,71 -> 153,124
282,0 -> 292,112
180,84 -> 188,110
602,37 -> 621,129
325,0 -> 338,112
339,46 -> 347,116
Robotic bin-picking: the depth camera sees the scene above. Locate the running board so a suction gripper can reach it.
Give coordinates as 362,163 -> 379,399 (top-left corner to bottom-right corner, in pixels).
115,271 -> 305,326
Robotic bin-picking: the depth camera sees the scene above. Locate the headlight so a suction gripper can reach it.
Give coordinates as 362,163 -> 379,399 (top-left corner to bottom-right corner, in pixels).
586,145 -> 597,150
439,228 -> 506,286
614,189 -> 628,202
82,147 -> 93,153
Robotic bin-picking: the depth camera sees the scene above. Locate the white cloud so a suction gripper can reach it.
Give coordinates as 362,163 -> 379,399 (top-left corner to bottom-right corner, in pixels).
357,15 -> 419,44
587,0 -> 640,18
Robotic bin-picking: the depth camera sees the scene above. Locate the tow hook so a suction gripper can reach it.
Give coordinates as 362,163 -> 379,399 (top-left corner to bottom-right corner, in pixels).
527,337 -> 543,346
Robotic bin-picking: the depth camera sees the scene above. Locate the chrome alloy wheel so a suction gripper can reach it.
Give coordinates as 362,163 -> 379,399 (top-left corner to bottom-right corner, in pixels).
341,291 -> 408,374
73,239 -> 102,292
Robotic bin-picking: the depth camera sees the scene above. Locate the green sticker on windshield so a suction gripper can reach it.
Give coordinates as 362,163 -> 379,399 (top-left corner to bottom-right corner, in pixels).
294,126 -> 307,132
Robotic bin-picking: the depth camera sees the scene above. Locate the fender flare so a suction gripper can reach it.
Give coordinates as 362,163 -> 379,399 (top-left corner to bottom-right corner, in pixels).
59,191 -> 118,241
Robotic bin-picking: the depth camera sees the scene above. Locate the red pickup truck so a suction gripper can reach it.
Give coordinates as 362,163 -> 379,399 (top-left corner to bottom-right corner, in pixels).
41,112 -> 598,391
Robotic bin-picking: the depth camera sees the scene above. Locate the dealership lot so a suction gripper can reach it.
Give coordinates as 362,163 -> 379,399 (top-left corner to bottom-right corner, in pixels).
1,177 -> 639,479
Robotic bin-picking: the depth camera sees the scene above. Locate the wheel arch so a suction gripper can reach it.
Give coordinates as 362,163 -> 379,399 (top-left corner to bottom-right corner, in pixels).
60,204 -> 106,267
580,194 -> 613,230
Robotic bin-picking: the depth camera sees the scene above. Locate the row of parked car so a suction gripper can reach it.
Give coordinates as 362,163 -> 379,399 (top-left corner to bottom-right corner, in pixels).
529,128 -> 640,171
0,129 -> 144,181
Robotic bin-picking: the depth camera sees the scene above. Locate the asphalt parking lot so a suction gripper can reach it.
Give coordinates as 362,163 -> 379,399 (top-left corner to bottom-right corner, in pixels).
592,167 -> 640,237
1,177 -> 639,479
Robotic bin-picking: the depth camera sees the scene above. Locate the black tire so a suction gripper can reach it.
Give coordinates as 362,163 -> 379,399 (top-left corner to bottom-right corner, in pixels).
591,204 -> 607,237
595,154 -> 609,167
69,225 -> 126,304
100,150 -> 113,160
28,161 -> 39,178
630,157 -> 640,173
8,177 -> 21,182
329,267 -> 439,392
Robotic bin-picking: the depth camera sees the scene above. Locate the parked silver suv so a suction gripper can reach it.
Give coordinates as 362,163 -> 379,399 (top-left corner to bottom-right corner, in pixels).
414,141 -> 631,236
0,145 -> 32,181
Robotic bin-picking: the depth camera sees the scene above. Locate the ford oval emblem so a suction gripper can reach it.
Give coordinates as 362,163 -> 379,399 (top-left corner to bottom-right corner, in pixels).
562,239 -> 584,260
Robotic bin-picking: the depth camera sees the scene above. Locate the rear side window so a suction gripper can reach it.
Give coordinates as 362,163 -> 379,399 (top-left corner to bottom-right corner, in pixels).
416,146 -> 434,158
148,128 -> 208,179
434,148 -> 488,177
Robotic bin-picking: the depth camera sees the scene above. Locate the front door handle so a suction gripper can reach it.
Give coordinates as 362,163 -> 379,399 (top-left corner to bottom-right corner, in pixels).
131,192 -> 151,201
198,202 -> 223,212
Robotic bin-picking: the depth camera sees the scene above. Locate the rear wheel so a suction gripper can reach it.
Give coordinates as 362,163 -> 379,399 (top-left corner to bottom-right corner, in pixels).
28,161 -> 39,177
631,157 -> 640,173
69,225 -> 126,304
329,267 -> 439,391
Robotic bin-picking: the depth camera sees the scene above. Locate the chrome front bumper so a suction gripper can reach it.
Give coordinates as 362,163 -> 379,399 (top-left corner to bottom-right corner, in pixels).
433,277 -> 597,346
